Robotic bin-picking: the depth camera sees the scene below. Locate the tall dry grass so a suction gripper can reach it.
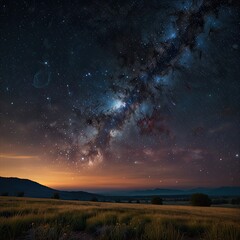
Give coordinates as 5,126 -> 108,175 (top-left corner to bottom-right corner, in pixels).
0,197 -> 239,240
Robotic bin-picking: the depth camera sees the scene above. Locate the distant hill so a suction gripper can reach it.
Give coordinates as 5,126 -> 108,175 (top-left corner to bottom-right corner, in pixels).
0,177 -> 101,200
187,187 -> 240,196
1,177 -> 239,200
103,187 -> 240,197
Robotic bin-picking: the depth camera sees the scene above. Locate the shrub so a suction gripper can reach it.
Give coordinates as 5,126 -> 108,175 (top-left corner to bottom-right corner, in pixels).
91,197 -> 98,202
151,196 -> 163,205
52,192 -> 60,199
190,193 -> 211,206
17,192 -> 24,197
1,192 -> 8,196
231,198 -> 240,205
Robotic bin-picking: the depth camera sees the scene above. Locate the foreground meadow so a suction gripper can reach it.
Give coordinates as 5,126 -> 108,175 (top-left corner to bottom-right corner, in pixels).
0,197 -> 239,240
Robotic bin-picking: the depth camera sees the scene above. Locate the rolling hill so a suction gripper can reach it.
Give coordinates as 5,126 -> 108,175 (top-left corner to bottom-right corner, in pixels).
0,177 -> 101,200
103,187 -> 240,197
1,177 -> 239,201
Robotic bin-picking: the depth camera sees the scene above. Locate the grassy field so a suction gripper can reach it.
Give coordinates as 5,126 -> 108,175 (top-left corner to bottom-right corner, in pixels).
0,197 -> 239,240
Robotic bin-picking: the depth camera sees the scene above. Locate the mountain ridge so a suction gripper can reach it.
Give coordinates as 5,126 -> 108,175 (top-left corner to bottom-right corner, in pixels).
0,176 -> 101,200
1,177 -> 240,199
102,186 -> 240,196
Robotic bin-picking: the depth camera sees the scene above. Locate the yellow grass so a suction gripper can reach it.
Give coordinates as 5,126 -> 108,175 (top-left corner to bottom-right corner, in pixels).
0,197 -> 239,240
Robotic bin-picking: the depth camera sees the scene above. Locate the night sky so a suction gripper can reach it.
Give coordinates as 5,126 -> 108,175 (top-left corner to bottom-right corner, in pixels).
0,0 -> 240,190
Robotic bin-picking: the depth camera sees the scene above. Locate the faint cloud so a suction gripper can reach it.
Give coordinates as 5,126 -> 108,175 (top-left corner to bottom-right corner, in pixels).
0,154 -> 38,159
208,123 -> 231,134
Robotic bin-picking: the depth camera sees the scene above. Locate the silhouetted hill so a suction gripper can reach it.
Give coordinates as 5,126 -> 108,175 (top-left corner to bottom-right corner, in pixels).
103,187 -> 240,197
1,177 -> 239,200
0,177 -> 101,200
131,188 -> 184,196
187,187 -> 240,196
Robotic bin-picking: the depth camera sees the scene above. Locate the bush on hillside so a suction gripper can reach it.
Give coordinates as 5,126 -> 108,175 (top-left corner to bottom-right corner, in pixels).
91,197 -> 98,202
17,191 -> 24,197
151,196 -> 163,205
52,192 -> 60,199
231,198 -> 240,205
190,193 -> 211,206
1,192 -> 8,196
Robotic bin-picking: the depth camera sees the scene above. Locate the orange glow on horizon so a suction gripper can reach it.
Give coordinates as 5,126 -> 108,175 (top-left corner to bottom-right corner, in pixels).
0,152 -> 231,190
0,153 -> 174,190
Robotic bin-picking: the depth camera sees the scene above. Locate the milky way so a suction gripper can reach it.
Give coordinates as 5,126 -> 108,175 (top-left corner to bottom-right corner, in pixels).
1,0 -> 240,187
